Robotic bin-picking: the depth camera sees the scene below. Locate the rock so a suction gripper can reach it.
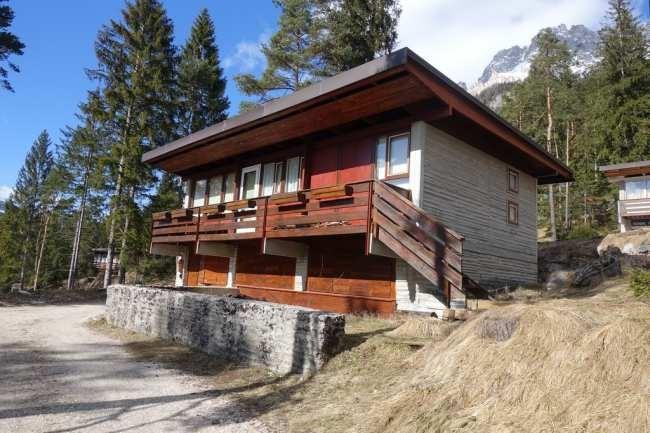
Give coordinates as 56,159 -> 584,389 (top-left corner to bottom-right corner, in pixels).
598,229 -> 650,256
544,270 -> 575,290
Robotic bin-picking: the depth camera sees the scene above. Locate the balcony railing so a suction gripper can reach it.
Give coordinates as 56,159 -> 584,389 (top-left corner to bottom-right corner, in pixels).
151,180 -> 372,244
620,198 -> 650,218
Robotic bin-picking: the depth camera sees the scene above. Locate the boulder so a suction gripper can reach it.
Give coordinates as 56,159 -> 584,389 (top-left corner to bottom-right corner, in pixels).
597,229 -> 650,256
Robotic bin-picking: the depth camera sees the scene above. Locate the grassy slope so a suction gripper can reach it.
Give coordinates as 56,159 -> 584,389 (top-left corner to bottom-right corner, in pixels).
89,277 -> 650,433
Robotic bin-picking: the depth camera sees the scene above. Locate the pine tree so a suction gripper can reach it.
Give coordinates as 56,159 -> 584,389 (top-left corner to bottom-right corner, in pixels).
0,0 -> 25,92
11,131 -> 54,289
59,96 -> 107,289
87,0 -> 177,287
502,29 -> 575,241
178,9 -> 229,135
235,0 -> 325,105
318,0 -> 401,75
588,0 -> 650,162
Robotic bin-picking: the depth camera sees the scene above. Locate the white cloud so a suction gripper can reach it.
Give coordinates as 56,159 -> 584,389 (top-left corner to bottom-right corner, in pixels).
0,185 -> 12,201
397,0 -> 609,85
223,32 -> 270,73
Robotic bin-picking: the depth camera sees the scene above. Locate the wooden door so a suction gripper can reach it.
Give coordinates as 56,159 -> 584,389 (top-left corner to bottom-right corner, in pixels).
338,138 -> 373,184
309,143 -> 338,188
201,256 -> 229,286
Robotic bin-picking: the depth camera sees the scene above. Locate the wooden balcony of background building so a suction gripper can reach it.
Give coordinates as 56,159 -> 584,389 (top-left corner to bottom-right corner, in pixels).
620,198 -> 650,218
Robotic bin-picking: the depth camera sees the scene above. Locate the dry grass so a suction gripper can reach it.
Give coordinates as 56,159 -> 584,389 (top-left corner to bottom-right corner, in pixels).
358,276 -> 650,433
88,277 -> 650,433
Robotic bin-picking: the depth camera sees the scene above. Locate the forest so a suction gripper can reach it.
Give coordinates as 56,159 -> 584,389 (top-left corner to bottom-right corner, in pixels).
0,0 -> 648,291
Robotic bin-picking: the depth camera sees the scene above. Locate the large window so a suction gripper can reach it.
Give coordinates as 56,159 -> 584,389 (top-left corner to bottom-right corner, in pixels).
625,179 -> 646,200
240,164 -> 261,200
376,133 -> 410,179
208,176 -> 223,205
286,156 -> 302,192
192,179 -> 207,207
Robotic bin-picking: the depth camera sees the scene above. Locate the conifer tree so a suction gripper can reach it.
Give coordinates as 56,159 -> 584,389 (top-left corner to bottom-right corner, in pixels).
0,0 -> 25,92
318,0 -> 401,75
588,0 -> 650,162
502,29 -> 574,240
87,0 -> 177,287
11,131 -> 54,289
236,0 -> 325,105
178,9 -> 229,134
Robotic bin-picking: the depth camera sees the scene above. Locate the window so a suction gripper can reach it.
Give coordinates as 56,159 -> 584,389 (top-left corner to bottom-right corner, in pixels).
182,180 -> 190,208
224,172 -> 236,202
388,134 -> 410,176
192,179 -> 207,207
261,163 -> 276,196
273,162 -> 284,193
376,133 -> 409,179
376,137 -> 387,180
285,156 -> 302,193
507,201 -> 519,225
625,179 -> 646,200
508,169 -> 519,193
239,164 -> 261,200
208,176 -> 223,205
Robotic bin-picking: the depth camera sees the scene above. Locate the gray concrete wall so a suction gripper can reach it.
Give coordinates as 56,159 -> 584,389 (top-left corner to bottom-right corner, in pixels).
106,285 -> 345,375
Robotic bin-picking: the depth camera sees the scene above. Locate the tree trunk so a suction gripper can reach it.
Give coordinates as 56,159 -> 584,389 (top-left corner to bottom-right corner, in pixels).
104,154 -> 125,288
546,86 -> 557,241
116,187 -> 135,284
18,229 -> 31,290
104,102 -> 134,289
67,148 -> 93,290
32,211 -> 52,292
564,122 -> 570,230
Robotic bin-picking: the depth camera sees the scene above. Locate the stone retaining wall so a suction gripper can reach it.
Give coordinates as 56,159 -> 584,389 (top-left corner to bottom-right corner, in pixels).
106,285 -> 345,375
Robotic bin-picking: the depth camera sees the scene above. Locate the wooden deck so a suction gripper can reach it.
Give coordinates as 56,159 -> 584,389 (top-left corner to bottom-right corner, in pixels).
152,179 -> 465,307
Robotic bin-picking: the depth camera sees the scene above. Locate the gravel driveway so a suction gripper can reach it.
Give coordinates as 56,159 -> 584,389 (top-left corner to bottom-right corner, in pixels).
0,302 -> 271,433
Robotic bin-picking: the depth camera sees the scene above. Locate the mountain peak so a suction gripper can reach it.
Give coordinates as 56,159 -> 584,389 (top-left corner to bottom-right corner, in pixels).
470,24 -> 599,99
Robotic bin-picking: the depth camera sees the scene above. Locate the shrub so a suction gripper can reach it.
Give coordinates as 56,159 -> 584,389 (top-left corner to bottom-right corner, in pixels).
630,269 -> 650,298
565,224 -> 601,240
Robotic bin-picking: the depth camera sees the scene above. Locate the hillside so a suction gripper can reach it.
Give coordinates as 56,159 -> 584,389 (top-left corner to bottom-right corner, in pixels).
240,276 -> 649,432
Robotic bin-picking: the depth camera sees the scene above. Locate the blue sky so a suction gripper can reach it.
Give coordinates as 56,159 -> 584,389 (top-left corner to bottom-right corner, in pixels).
0,0 -> 648,197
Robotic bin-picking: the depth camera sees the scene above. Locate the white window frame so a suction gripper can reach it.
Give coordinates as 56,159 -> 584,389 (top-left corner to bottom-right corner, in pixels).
239,164 -> 262,200
387,133 -> 410,177
285,156 -> 302,193
624,176 -> 647,200
261,162 -> 276,197
192,179 -> 207,207
208,175 -> 224,205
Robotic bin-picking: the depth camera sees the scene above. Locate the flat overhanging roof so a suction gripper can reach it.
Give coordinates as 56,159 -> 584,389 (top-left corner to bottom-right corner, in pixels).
142,47 -> 572,184
600,160 -> 650,178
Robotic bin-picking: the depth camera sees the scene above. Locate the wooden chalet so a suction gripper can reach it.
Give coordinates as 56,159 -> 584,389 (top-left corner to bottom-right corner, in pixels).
600,160 -> 650,232
143,48 -> 572,315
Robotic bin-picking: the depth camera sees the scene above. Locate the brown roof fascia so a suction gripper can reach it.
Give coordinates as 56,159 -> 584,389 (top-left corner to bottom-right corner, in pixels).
401,49 -> 572,184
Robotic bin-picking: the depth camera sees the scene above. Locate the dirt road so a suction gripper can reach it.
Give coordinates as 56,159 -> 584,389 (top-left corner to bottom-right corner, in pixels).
0,302 -> 270,433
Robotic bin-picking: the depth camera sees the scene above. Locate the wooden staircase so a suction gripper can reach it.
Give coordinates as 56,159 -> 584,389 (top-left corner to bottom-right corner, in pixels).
369,181 -> 468,308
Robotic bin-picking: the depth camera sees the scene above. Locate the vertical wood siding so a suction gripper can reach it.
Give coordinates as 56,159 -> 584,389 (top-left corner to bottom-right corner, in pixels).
420,123 -> 538,287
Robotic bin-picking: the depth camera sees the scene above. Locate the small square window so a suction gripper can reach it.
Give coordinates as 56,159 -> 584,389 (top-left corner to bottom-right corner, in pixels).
507,201 -> 519,225
508,169 -> 519,193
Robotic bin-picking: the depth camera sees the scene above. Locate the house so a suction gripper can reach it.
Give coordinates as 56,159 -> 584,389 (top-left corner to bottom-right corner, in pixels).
600,160 -> 650,232
92,248 -> 119,271
142,48 -> 572,315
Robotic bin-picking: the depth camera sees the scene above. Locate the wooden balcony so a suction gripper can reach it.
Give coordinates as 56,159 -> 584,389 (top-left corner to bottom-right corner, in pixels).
620,198 -> 650,218
151,179 -> 466,307
151,180 -> 372,245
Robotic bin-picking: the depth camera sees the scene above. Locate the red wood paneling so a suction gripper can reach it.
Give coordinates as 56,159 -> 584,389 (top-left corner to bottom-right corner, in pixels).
308,143 -> 338,188
306,237 -> 395,299
234,241 -> 296,290
201,256 -> 229,286
186,251 -> 201,286
338,138 -> 373,184
239,285 -> 395,315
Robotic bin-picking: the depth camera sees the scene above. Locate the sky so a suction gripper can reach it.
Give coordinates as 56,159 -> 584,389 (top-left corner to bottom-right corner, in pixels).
0,0 -> 648,199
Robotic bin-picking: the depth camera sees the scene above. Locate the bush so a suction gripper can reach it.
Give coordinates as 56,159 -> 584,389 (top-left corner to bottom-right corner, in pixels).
565,224 -> 601,240
630,269 -> 650,298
